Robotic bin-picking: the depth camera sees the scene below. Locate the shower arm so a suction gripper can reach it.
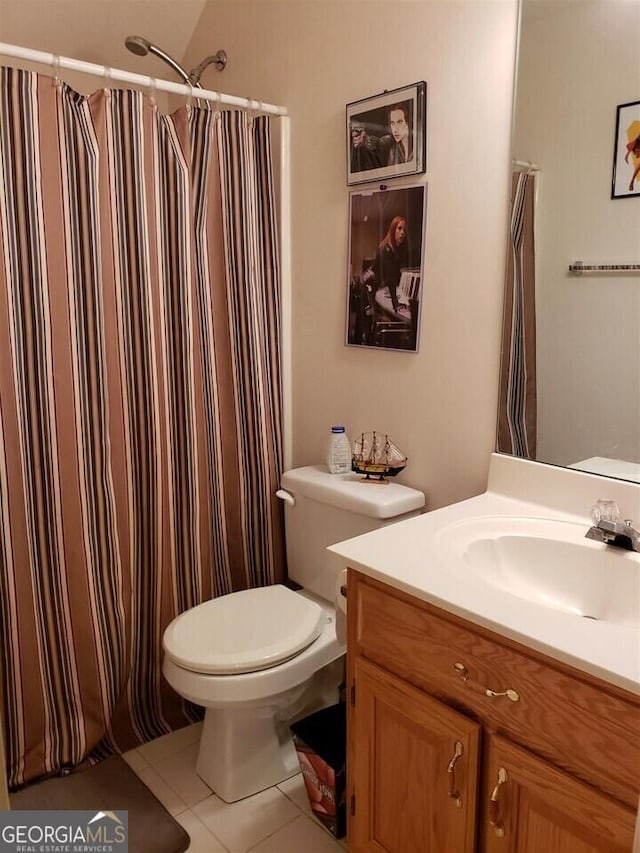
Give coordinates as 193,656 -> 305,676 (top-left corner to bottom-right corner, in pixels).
144,43 -> 199,87
188,51 -> 228,84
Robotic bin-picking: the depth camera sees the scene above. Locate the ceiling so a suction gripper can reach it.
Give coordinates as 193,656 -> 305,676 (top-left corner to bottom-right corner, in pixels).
0,0 -> 208,79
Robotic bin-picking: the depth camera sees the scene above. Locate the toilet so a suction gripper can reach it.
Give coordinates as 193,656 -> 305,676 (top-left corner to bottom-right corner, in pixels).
162,465 -> 425,802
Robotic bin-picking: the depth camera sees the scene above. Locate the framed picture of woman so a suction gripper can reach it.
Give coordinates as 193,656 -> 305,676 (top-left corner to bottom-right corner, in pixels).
346,184 -> 427,352
346,82 -> 427,186
611,100 -> 640,198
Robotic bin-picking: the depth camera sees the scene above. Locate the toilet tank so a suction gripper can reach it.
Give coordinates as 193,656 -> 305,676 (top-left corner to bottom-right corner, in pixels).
279,466 -> 425,603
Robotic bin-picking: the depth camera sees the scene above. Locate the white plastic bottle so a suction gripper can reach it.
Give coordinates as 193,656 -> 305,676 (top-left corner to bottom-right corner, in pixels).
327,426 -> 351,474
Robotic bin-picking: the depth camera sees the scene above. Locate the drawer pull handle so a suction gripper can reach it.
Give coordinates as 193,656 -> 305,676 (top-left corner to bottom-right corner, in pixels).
488,767 -> 508,838
486,688 -> 520,703
454,663 -> 520,702
453,662 -> 469,682
446,741 -> 464,807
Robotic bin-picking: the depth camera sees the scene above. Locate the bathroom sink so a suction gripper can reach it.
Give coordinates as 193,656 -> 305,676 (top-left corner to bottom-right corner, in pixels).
437,516 -> 640,624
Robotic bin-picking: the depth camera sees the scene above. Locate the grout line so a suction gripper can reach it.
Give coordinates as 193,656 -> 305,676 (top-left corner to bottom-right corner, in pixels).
243,810 -> 301,853
185,808 -> 232,853
178,809 -> 228,853
277,790 -> 308,816
134,764 -> 190,817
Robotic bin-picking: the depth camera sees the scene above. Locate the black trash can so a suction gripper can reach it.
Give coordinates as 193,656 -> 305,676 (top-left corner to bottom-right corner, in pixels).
290,703 -> 347,838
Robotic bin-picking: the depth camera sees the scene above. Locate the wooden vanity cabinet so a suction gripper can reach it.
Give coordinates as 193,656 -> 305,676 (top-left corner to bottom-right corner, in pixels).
351,655 -> 480,852
346,570 -> 639,853
481,734 -> 636,853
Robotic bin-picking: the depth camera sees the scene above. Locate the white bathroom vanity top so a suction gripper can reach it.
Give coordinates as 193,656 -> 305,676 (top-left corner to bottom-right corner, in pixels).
328,454 -> 640,695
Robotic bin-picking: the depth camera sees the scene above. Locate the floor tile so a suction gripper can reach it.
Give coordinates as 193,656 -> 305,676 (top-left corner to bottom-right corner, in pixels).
153,741 -> 212,807
137,722 -> 203,767
135,765 -> 188,816
193,786 -> 299,852
122,747 -> 148,774
277,773 -> 312,815
175,809 -> 227,852
247,813 -> 345,852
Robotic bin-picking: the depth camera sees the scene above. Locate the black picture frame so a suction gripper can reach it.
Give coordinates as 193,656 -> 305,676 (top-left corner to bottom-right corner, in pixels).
611,100 -> 640,199
346,184 -> 427,353
346,82 -> 427,186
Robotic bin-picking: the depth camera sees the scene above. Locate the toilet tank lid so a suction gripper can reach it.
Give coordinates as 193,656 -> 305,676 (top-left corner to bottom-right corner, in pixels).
281,466 -> 425,519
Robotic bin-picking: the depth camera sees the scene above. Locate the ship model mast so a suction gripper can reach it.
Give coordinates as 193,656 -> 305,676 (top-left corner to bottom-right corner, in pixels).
352,431 -> 408,482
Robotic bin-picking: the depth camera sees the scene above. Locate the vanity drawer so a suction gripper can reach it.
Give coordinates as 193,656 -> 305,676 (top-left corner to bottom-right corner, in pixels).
351,571 -> 640,807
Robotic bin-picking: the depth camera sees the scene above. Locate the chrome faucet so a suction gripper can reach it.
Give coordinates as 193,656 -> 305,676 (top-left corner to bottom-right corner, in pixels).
585,501 -> 640,552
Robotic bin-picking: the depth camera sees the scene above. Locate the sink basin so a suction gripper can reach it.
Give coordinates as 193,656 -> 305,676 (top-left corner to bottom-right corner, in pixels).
437,516 -> 640,624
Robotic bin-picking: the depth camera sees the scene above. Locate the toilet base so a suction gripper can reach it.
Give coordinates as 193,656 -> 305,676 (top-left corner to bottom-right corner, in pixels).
194,658 -> 344,802
196,701 -> 301,803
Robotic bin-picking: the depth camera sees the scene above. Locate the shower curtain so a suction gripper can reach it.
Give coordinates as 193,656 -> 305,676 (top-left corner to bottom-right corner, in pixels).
497,170 -> 537,459
0,67 -> 285,788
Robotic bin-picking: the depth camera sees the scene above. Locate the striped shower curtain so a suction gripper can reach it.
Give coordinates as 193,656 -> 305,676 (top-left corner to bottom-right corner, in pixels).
0,67 -> 285,788
497,170 -> 537,459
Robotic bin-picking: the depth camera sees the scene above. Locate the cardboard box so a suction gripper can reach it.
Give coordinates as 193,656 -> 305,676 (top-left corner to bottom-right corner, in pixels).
290,703 -> 346,838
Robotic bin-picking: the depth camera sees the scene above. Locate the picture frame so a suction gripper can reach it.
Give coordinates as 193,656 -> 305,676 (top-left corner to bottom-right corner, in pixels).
611,100 -> 640,199
346,82 -> 426,186
346,184 -> 427,353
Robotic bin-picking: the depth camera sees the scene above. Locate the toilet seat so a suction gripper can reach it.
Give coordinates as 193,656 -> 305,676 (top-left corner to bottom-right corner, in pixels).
163,585 -> 325,675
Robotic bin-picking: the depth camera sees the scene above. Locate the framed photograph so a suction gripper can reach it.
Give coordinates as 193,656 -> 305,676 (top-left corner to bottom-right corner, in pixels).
346,82 -> 426,186
346,184 -> 427,352
611,100 -> 640,199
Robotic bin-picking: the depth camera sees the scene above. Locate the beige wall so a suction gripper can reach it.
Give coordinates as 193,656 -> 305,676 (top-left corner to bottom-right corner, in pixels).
185,0 -> 518,508
515,0 -> 640,468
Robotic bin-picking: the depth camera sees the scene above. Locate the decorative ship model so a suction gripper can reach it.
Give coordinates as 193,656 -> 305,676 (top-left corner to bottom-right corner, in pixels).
352,431 -> 408,482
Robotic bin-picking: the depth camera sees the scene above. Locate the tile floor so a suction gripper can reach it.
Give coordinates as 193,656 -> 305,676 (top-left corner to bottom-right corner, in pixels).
123,722 -> 348,852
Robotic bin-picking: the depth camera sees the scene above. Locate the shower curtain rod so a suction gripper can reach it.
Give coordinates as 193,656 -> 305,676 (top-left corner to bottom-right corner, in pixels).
0,42 -> 288,116
513,159 -> 540,172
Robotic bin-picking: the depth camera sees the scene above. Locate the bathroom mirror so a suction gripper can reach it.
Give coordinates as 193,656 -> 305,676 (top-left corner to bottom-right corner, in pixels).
497,0 -> 640,483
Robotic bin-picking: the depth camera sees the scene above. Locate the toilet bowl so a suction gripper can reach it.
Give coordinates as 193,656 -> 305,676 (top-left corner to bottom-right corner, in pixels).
162,465 -> 425,802
163,586 -> 343,803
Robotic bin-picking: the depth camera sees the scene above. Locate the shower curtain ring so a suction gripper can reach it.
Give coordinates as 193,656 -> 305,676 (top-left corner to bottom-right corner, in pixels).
52,55 -> 62,87
211,91 -> 223,121
103,65 -> 112,95
251,98 -> 262,124
148,76 -> 157,106
186,83 -> 194,112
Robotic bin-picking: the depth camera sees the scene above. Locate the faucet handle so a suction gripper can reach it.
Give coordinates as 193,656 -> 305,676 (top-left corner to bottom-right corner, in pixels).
591,499 -> 620,526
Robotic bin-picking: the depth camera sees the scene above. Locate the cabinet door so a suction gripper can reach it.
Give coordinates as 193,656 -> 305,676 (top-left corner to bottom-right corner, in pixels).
481,733 -> 637,853
349,656 -> 480,853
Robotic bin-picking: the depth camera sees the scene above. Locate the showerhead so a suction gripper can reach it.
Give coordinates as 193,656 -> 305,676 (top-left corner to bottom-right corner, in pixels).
124,35 -> 192,85
124,35 -> 227,88
125,36 -> 151,57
